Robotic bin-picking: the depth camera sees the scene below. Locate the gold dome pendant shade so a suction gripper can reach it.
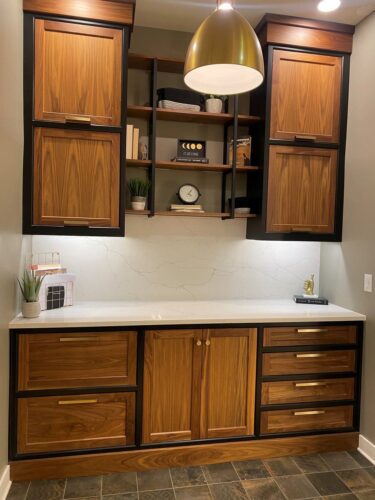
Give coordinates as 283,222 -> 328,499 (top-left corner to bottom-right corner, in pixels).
184,1 -> 264,95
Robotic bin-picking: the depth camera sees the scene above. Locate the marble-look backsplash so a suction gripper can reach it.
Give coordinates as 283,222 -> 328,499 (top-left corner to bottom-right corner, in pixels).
31,218 -> 320,301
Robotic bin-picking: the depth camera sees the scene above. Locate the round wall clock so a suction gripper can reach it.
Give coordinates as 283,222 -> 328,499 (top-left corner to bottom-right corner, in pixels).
177,184 -> 201,204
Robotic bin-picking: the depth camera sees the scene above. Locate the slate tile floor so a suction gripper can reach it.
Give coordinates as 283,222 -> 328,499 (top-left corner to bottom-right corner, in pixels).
7,451 -> 375,500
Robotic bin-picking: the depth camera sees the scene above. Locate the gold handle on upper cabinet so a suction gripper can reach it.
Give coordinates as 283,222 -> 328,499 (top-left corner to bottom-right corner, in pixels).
295,382 -> 327,388
65,115 -> 91,124
295,135 -> 317,141
293,410 -> 325,416
297,329 -> 328,334
196,340 -> 202,346
59,337 -> 98,342
58,399 -> 98,406
296,353 -> 327,359
63,220 -> 90,227
205,340 -> 211,346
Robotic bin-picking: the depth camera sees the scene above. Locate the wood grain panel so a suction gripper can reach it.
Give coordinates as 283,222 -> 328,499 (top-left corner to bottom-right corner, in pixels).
23,0 -> 134,26
18,332 -> 137,390
200,328 -> 257,439
18,393 -> 135,454
261,405 -> 353,435
261,378 -> 355,405
263,325 -> 357,347
10,433 -> 359,481
262,350 -> 356,376
270,50 -> 342,143
34,19 -> 122,126
266,146 -> 337,234
33,128 -> 120,228
142,330 -> 202,444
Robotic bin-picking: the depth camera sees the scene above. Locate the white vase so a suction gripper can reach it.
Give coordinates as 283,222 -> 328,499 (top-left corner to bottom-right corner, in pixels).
205,98 -> 223,113
131,196 -> 147,211
22,301 -> 41,319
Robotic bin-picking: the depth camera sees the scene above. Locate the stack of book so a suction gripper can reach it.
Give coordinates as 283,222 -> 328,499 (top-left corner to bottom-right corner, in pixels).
31,263 -> 67,277
170,204 -> 204,213
172,157 -> 209,164
126,124 -> 140,160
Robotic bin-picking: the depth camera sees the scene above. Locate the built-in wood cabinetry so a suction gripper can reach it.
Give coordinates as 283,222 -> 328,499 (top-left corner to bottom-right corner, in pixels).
142,328 -> 257,444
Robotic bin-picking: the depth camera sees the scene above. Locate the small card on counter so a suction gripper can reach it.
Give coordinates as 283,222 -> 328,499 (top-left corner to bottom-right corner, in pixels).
293,295 -> 329,305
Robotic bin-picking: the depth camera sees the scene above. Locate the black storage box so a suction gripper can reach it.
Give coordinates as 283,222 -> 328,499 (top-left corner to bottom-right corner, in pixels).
157,88 -> 202,107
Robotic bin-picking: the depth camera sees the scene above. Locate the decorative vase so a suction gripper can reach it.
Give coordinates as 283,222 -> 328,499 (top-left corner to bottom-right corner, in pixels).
22,301 -> 41,319
131,196 -> 147,211
205,98 -> 223,113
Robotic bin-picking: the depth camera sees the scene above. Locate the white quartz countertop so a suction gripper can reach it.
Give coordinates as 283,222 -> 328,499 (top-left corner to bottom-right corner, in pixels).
9,300 -> 366,329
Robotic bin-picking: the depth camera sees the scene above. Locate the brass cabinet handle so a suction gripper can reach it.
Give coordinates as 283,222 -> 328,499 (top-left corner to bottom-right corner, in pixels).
59,337 -> 99,342
290,227 -> 314,233
205,340 -> 211,346
295,135 -> 317,141
196,340 -> 202,346
64,220 -> 90,227
65,115 -> 91,124
296,353 -> 327,359
293,410 -> 325,416
295,382 -> 327,388
58,399 -> 98,406
297,329 -> 328,333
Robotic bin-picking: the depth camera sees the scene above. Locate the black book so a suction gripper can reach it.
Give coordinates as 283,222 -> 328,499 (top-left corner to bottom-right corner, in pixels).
293,295 -> 329,305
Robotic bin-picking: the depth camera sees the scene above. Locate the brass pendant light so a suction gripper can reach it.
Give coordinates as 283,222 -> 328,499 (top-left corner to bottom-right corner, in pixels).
184,0 -> 264,95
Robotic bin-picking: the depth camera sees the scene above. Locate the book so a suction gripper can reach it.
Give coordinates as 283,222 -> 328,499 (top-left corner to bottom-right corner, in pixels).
171,209 -> 205,213
171,204 -> 203,210
172,157 -> 209,164
34,268 -> 67,277
30,264 -> 62,271
293,295 -> 329,305
126,124 -> 134,160
228,136 -> 252,167
132,127 -> 139,160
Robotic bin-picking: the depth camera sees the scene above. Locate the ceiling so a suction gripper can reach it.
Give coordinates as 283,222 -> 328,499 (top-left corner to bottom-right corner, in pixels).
134,0 -> 375,32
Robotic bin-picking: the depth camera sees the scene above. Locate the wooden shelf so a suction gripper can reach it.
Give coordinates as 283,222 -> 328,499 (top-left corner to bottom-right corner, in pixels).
126,159 -> 152,168
126,210 -> 257,219
234,213 -> 257,218
126,159 -> 261,173
128,53 -> 184,74
127,105 -> 152,120
125,209 -> 151,216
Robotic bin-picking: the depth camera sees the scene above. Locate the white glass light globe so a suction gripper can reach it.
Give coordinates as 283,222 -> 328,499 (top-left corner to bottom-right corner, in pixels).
318,0 -> 341,12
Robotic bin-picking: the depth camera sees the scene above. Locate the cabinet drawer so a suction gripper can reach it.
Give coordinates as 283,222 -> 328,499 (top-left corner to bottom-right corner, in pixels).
263,325 -> 357,347
260,405 -> 353,435
261,378 -> 355,405
18,332 -> 137,390
17,392 -> 135,454
262,350 -> 356,376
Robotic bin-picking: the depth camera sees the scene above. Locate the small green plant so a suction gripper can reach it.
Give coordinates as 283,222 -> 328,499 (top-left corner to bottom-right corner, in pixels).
128,178 -> 151,198
18,270 -> 44,303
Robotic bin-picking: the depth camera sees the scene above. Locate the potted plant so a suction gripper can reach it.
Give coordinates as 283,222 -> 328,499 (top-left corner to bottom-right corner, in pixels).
205,94 -> 227,113
18,270 -> 45,318
128,178 -> 151,211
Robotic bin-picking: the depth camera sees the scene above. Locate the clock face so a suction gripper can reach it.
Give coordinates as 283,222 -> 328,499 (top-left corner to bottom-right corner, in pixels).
178,184 -> 201,204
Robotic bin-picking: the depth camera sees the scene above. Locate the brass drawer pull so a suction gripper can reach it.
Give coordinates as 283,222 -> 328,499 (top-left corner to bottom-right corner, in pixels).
58,399 -> 98,406
291,227 -> 314,233
296,353 -> 327,359
65,115 -> 91,124
196,340 -> 202,346
293,410 -> 326,416
64,220 -> 90,227
205,340 -> 211,346
295,382 -> 327,388
297,329 -> 328,334
295,135 -> 317,141
59,337 -> 98,342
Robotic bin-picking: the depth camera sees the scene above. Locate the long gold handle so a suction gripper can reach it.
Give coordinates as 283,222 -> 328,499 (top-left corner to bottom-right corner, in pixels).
296,353 -> 327,358
295,135 -> 317,141
59,337 -> 99,342
297,329 -> 328,333
291,227 -> 314,233
196,340 -> 202,346
65,115 -> 91,124
295,382 -> 327,388
58,399 -> 98,406
293,410 -> 326,416
64,220 -> 90,227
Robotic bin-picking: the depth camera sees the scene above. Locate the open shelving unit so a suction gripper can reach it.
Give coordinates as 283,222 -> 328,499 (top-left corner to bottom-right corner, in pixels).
126,53 -> 264,220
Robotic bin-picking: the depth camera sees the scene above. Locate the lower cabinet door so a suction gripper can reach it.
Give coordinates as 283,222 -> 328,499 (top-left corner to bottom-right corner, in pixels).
201,328 -> 257,439
260,405 -> 353,435
142,330 -> 202,444
17,392 -> 135,454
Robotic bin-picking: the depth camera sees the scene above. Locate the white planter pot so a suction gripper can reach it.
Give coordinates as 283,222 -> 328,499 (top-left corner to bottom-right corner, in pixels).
205,98 -> 223,113
131,196 -> 147,211
22,301 -> 41,319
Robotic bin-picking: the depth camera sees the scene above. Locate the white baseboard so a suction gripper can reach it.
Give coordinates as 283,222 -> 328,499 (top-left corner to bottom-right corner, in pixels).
359,434 -> 375,465
0,466 -> 11,500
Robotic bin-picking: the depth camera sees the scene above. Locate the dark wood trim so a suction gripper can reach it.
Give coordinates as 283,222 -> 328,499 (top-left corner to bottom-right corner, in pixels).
256,14 -> 355,35
148,59 -> 157,217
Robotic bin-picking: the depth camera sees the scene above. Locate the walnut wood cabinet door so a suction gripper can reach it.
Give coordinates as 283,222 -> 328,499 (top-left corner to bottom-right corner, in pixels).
200,328 -> 257,439
266,145 -> 338,234
34,19 -> 122,126
270,49 -> 342,143
142,330 -> 203,444
33,128 -> 120,228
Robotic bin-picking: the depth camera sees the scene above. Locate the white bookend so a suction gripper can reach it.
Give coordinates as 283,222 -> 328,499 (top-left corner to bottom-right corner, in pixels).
126,124 -> 134,160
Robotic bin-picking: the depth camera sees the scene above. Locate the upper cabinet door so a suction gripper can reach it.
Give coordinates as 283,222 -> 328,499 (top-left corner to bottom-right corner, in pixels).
266,145 -> 338,234
34,19 -> 122,126
270,50 -> 342,143
33,128 -> 120,228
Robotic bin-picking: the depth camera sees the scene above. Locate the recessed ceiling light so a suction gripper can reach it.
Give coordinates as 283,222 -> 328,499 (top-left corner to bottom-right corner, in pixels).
217,1 -> 233,10
318,0 -> 341,12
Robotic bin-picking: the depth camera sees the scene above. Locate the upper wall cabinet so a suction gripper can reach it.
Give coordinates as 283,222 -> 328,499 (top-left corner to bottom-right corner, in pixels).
270,50 -> 342,144
34,20 -> 123,126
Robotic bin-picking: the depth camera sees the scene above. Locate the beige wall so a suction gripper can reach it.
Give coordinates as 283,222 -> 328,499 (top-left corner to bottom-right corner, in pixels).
0,0 -> 25,476
320,11 -> 375,444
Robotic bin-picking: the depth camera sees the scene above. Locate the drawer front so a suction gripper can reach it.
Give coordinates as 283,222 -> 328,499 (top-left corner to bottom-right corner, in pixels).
262,350 -> 356,376
261,378 -> 355,405
263,325 -> 357,347
260,405 -> 353,435
17,392 -> 135,454
18,332 -> 137,390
